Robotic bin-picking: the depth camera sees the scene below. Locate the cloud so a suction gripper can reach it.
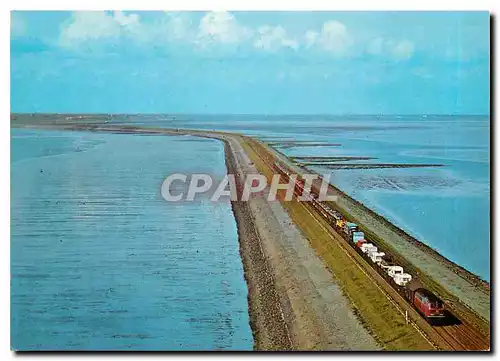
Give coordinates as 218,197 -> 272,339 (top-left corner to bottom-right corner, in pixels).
392,40 -> 414,60
59,11 -> 256,51
59,11 -> 147,49
196,11 -> 252,46
162,12 -> 193,41
11,12 -> 27,37
304,20 -> 352,55
367,37 -> 415,60
253,25 -> 298,51
56,11 -> 353,56
55,11 -> 415,61
59,11 -> 121,48
114,11 -> 140,28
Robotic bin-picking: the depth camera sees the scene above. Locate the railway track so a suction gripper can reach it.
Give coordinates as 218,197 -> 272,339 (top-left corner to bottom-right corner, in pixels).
243,137 -> 490,351
435,319 -> 490,351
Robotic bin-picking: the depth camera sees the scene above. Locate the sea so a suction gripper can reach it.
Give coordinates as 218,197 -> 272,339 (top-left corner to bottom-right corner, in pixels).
123,114 -> 490,282
11,128 -> 253,350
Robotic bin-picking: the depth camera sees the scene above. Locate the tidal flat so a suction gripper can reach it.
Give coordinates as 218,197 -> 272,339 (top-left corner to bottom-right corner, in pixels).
11,128 -> 253,350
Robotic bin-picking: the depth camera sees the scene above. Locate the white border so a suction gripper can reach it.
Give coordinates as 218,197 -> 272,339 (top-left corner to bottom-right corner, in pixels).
3,1 -> 500,11
3,1 -> 497,360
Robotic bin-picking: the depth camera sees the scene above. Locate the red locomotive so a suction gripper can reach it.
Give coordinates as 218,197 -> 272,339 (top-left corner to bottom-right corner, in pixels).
406,280 -> 445,321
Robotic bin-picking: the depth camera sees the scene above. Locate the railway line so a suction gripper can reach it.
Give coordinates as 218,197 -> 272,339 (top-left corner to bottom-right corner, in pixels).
243,137 -> 489,351
435,317 -> 491,351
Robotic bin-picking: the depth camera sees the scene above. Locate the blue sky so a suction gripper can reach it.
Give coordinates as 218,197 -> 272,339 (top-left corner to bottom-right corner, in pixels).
11,11 -> 490,114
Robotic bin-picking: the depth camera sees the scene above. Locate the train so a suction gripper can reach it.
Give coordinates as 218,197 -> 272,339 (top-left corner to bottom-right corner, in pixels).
273,161 -> 446,322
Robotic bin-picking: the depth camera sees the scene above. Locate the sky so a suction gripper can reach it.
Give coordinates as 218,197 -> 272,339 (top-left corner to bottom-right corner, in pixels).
10,11 -> 490,114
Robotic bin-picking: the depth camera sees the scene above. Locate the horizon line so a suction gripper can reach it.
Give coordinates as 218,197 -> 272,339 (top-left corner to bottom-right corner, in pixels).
10,112 -> 490,117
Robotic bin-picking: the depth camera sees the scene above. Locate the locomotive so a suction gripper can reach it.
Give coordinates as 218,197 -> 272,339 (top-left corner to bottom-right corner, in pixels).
406,280 -> 446,320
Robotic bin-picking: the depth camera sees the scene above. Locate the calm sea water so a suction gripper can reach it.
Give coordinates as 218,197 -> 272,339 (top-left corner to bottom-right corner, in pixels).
123,114 -> 490,281
11,128 -> 253,350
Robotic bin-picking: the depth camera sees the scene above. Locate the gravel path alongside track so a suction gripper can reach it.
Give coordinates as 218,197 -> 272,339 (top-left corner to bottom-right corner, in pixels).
223,134 -> 379,350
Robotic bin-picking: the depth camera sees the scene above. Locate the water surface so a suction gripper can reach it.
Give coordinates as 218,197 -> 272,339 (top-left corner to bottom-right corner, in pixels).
11,128 -> 253,350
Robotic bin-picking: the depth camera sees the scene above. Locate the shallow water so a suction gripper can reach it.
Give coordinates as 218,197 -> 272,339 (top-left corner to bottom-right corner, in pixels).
121,114 -> 490,281
11,129 -> 253,350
